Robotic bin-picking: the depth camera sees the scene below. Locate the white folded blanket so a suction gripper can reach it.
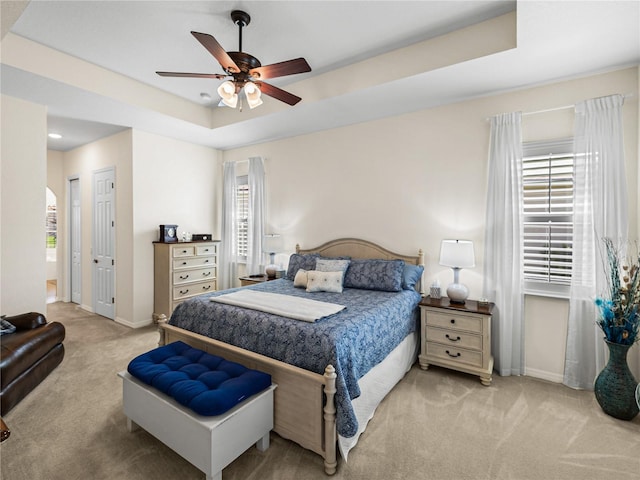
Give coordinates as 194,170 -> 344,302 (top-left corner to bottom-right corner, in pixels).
210,290 -> 345,322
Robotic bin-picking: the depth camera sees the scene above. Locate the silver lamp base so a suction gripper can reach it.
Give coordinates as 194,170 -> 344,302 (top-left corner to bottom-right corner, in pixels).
446,282 -> 469,304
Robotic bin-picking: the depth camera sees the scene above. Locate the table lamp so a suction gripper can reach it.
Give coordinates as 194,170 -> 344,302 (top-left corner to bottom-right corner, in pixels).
263,234 -> 283,278
439,239 -> 475,304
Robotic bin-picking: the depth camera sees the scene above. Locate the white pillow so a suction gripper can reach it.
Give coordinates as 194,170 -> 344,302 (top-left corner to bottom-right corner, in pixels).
306,270 -> 344,293
293,268 -> 309,288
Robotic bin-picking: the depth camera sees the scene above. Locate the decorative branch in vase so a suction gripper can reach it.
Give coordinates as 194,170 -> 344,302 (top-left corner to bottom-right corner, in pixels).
593,237 -> 639,420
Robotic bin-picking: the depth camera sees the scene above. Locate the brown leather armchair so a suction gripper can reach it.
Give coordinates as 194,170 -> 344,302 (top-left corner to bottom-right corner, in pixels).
0,312 -> 65,415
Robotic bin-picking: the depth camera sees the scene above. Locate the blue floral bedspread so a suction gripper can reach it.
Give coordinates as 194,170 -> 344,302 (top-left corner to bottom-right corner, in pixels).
168,279 -> 421,437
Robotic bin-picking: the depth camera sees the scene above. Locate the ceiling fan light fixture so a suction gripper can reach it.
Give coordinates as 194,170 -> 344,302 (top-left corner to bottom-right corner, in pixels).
217,80 -> 238,108
244,82 -> 263,109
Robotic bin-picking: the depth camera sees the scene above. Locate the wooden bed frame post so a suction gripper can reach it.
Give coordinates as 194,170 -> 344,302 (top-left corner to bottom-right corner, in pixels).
323,365 -> 337,475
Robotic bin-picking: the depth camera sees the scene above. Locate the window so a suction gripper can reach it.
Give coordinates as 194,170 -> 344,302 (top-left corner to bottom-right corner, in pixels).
236,175 -> 249,260
522,139 -> 574,296
46,187 -> 57,249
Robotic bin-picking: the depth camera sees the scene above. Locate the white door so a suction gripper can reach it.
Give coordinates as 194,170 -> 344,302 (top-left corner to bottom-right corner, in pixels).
70,177 -> 81,304
92,168 -> 115,319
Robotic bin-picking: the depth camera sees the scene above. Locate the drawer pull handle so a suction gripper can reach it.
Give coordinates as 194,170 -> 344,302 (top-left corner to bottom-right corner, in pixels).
182,250 -> 188,254
202,272 -> 211,277
179,289 -> 189,295
179,275 -> 189,280
204,248 -> 209,252
445,334 -> 461,342
182,262 -> 187,265
202,285 -> 211,291
450,319 -> 456,324
204,259 -> 210,263
445,350 -> 461,358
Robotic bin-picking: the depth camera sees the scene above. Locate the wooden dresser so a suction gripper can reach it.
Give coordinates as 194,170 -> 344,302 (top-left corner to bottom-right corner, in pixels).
418,296 -> 494,385
153,241 -> 220,321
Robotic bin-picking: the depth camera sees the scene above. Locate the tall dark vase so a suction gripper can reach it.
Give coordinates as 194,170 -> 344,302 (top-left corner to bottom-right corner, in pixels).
594,340 -> 639,421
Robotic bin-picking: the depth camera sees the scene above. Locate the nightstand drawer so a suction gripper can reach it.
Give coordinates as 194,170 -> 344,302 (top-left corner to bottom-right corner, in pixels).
425,326 -> 482,351
426,342 -> 483,368
426,310 -> 482,334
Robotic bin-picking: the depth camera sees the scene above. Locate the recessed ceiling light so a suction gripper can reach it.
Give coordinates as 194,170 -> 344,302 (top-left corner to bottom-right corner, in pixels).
48,133 -> 62,139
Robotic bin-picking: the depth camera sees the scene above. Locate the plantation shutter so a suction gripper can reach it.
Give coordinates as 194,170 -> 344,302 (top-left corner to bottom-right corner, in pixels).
522,139 -> 574,289
236,176 -> 249,260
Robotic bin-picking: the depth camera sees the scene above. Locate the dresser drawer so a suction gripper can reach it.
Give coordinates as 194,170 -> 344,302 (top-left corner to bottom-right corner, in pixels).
196,244 -> 217,256
173,257 -> 216,269
172,246 -> 195,258
173,280 -> 216,300
173,267 -> 216,285
425,326 -> 482,351
426,310 -> 483,334
426,342 -> 483,368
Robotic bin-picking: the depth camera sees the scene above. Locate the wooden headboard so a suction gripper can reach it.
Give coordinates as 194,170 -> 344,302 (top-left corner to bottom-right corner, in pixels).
296,237 -> 424,267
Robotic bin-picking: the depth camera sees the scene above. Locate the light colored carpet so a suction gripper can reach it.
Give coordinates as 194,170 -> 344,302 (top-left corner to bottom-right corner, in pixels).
1,302 -> 638,480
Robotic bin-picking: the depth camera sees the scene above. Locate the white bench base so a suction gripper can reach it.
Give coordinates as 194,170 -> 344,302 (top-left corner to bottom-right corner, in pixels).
119,371 -> 275,480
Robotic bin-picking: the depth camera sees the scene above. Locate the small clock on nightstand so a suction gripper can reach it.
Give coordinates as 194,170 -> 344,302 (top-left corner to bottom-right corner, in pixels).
159,224 -> 178,243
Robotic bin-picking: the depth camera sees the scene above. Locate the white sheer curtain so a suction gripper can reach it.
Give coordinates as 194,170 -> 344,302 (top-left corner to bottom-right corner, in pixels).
246,156 -> 266,276
483,112 -> 525,376
563,94 -> 628,389
218,162 -> 237,290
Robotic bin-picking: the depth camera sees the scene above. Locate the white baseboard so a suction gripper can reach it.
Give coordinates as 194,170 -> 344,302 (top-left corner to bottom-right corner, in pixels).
525,367 -> 564,384
80,304 -> 93,313
115,316 -> 153,329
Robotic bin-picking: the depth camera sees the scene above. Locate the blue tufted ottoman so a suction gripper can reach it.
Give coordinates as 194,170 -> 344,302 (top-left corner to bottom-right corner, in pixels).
119,341 -> 275,480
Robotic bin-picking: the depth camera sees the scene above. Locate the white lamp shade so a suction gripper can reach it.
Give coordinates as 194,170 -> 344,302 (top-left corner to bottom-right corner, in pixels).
217,81 -> 238,108
439,240 -> 475,268
244,83 -> 263,109
263,234 -> 283,253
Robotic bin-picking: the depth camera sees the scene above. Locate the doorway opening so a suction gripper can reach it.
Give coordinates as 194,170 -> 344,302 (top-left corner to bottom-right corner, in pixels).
46,187 -> 57,303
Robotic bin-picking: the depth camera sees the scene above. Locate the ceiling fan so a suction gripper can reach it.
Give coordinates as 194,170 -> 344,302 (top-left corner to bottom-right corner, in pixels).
156,10 -> 311,109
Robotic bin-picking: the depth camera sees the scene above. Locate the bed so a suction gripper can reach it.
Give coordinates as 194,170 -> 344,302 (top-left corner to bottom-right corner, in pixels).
157,238 -> 424,475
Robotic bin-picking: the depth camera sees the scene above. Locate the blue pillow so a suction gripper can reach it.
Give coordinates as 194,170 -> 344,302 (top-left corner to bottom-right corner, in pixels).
402,264 -> 424,290
343,258 -> 405,292
286,253 -> 320,280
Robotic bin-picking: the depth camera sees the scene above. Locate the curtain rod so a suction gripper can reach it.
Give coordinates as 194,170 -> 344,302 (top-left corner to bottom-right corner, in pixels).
486,93 -> 634,121
224,159 -> 248,164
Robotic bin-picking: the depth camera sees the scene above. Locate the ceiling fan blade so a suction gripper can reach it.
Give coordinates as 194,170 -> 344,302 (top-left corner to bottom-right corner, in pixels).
250,58 -> 311,80
256,82 -> 302,106
156,71 -> 227,79
191,31 -> 241,73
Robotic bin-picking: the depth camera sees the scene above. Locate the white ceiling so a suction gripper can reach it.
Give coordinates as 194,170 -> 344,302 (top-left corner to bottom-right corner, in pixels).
2,1 -> 639,152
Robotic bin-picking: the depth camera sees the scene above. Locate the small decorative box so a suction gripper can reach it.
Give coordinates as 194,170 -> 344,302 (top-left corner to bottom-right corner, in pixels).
430,286 -> 441,299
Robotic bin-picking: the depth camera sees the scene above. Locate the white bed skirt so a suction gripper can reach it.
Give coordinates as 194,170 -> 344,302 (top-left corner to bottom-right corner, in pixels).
338,331 -> 419,460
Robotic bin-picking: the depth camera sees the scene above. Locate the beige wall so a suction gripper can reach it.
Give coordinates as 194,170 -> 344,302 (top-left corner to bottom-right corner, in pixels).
1,95 -> 48,316
223,67 -> 639,382
130,130 -> 221,327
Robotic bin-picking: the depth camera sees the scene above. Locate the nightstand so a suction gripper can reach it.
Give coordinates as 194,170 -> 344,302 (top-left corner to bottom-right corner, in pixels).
418,296 -> 494,386
239,275 -> 270,286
